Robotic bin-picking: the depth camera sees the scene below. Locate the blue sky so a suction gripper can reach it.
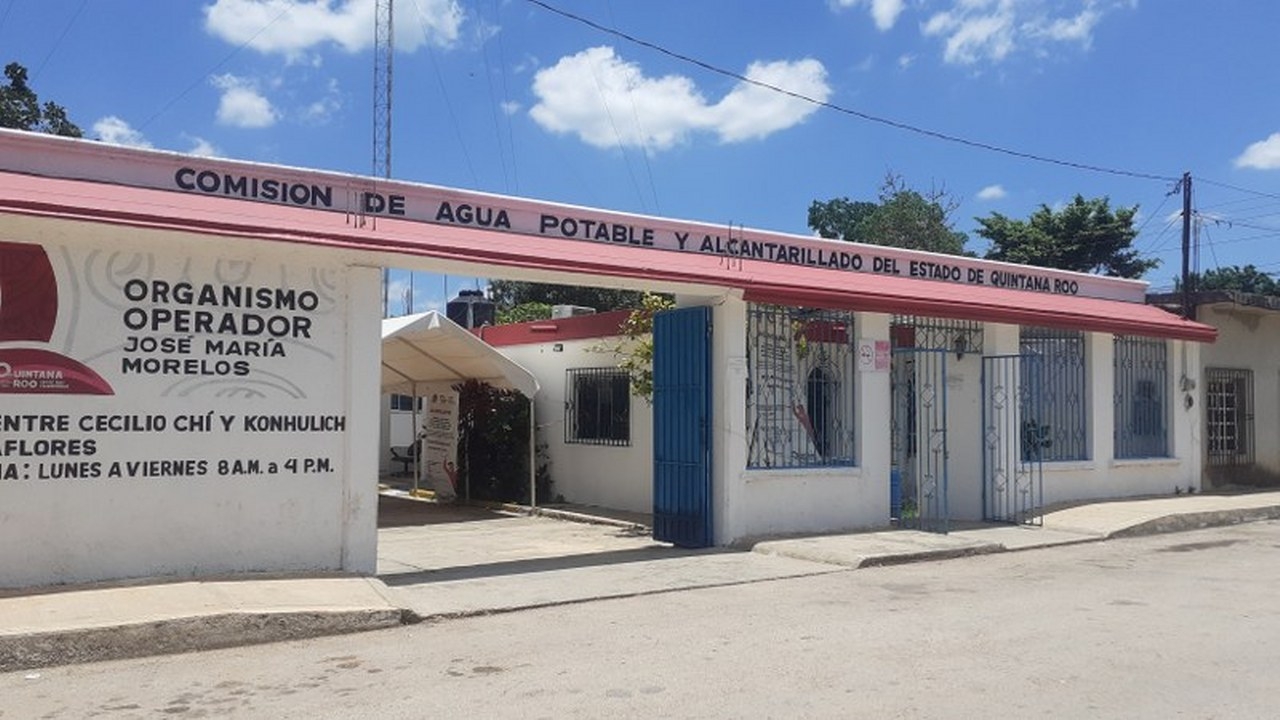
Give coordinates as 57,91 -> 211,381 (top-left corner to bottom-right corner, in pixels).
5,0 -> 1280,313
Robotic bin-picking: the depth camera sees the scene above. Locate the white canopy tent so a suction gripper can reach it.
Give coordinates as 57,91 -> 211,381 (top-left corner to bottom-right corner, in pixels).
380,311 -> 540,503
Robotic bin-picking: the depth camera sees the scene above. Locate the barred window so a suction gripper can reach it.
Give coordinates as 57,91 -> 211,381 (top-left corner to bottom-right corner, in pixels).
1206,368 -> 1253,466
1113,336 -> 1169,458
746,304 -> 856,468
565,368 -> 631,446
1020,327 -> 1088,461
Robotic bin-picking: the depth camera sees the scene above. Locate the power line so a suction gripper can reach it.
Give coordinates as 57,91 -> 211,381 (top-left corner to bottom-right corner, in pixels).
1197,176 -> 1280,202
32,0 -> 89,80
137,3 -> 294,132
522,0 -> 1178,183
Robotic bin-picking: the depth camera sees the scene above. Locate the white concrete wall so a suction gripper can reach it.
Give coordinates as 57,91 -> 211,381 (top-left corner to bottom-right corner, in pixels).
1037,334 -> 1201,505
0,229 -> 379,588
498,338 -> 653,514
720,301 -> 889,544
1198,303 -> 1280,485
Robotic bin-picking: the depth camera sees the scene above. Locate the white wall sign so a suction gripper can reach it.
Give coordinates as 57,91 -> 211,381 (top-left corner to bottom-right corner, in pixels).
0,235 -> 357,587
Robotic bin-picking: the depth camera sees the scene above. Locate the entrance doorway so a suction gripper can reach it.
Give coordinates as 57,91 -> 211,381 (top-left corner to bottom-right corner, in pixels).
981,354 -> 1045,525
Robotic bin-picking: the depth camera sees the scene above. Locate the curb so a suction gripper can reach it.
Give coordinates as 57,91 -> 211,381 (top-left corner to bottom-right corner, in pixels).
1106,505 -> 1280,539
0,608 -> 404,674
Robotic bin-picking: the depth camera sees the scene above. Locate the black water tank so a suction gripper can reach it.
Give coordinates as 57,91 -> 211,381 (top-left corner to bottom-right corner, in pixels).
446,289 -> 495,328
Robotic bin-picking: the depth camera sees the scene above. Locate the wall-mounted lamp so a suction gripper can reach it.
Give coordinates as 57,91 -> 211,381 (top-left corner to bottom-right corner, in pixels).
953,334 -> 968,360
552,343 -> 564,352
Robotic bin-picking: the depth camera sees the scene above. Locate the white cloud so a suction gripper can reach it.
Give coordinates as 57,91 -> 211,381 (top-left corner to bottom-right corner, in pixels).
500,100 -> 521,116
833,0 -> 907,31
203,0 -> 464,62
186,136 -> 220,157
897,54 -> 916,70
529,47 -> 828,151
301,78 -> 342,124
923,0 -> 1128,65
1235,132 -> 1280,170
212,74 -> 279,128
976,184 -> 1007,200
93,116 -> 153,148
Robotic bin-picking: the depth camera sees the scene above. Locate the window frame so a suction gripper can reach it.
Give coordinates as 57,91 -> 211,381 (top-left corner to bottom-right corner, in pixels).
564,367 -> 632,446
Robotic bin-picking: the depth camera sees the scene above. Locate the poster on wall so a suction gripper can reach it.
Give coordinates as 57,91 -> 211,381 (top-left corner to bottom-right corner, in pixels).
0,237 -> 347,488
420,385 -> 459,501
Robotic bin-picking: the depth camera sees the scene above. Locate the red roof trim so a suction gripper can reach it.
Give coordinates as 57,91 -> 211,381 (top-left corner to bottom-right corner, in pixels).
476,310 -> 631,347
0,172 -> 1217,343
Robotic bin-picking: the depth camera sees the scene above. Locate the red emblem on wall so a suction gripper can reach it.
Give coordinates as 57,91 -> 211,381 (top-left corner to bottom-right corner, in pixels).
0,241 -> 113,395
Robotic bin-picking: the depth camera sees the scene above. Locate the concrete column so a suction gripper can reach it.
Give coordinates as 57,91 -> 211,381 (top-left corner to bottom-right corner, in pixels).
985,322 -> 1020,356
855,312 -> 891,522
1173,339 -> 1203,488
712,294 -> 749,545
341,265 -> 381,574
1089,332 -> 1114,463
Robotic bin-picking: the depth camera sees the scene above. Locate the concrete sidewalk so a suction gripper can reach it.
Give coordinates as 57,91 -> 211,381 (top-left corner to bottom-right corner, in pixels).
3,490 -> 1279,673
753,491 -> 1280,567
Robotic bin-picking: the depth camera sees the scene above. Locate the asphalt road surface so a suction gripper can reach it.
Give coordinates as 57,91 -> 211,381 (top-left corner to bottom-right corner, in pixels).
5,521 -> 1280,719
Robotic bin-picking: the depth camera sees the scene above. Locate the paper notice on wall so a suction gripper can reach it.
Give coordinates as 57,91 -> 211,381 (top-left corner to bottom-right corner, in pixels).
421,385 -> 459,500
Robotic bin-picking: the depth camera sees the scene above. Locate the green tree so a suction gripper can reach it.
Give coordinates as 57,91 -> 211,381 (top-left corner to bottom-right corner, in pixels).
595,292 -> 676,402
808,174 -> 968,255
1178,264 -> 1279,296
0,62 -> 82,137
976,195 -> 1157,278
488,280 -> 645,318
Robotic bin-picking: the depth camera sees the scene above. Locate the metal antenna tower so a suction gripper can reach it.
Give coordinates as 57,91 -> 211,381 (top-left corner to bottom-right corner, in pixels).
374,0 -> 393,316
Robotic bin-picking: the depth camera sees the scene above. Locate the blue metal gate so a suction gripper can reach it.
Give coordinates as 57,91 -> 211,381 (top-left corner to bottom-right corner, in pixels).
652,305 -> 714,547
890,348 -> 949,533
981,354 -> 1044,525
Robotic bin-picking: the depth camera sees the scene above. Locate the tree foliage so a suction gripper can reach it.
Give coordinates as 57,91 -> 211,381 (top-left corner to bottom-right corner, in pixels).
976,195 -> 1157,278
0,62 -> 82,137
595,293 -> 676,402
808,174 -> 968,255
488,280 -> 645,317
495,301 -> 553,325
1179,264 -> 1280,296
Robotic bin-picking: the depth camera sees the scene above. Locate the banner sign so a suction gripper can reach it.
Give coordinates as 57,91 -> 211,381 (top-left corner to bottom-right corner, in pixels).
421,385 -> 459,500
0,132 -> 1149,304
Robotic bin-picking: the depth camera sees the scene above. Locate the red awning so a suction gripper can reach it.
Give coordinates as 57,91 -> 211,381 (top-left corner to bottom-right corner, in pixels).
0,171 -> 1216,342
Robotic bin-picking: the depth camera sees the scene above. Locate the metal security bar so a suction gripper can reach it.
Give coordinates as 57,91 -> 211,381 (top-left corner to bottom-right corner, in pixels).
890,315 -> 984,354
746,304 -> 856,468
565,367 -> 631,446
1205,368 -> 1254,466
892,348 -> 950,533
983,354 -> 1044,525
1113,336 -> 1169,458
1019,327 -> 1088,461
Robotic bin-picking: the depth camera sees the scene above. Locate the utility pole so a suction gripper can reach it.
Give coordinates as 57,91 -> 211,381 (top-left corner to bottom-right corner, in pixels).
1180,171 -> 1193,319
374,0 -> 393,316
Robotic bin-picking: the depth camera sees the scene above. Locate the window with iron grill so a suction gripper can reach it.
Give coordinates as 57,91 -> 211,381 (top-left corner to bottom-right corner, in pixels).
1019,327 -> 1088,461
746,304 -> 856,468
1113,336 -> 1169,458
565,368 -> 631,446
1205,368 -> 1253,466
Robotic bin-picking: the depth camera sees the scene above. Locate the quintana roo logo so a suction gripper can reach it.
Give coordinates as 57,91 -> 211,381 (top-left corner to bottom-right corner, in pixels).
0,240 -> 113,395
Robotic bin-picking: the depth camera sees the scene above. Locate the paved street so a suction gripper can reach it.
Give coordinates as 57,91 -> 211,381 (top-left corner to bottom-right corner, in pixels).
5,521 -> 1280,719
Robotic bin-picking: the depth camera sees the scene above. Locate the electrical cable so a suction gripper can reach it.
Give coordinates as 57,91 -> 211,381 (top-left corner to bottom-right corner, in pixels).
522,0 -> 1178,183
1198,177 -> 1280,202
136,2 -> 293,132
32,0 -> 89,80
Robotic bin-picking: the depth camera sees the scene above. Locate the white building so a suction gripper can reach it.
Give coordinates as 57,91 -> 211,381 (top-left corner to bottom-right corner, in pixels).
0,129 -> 1216,588
478,310 -> 653,514
1151,291 -> 1280,490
